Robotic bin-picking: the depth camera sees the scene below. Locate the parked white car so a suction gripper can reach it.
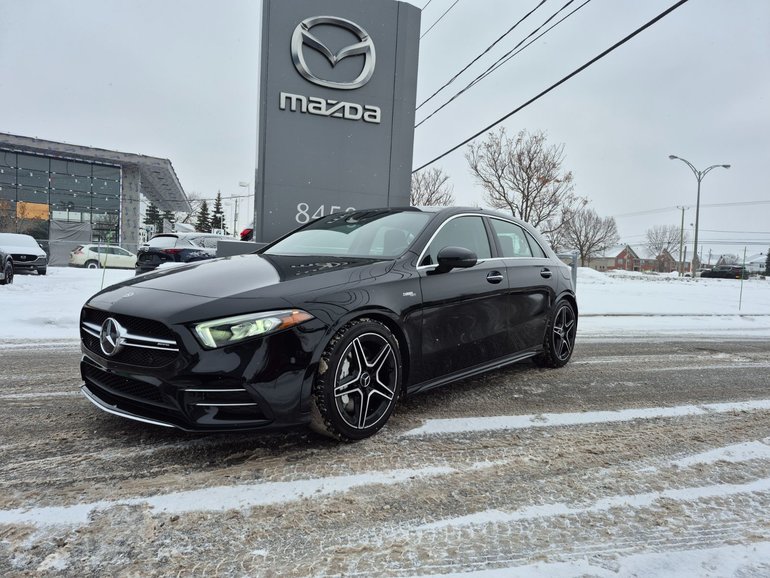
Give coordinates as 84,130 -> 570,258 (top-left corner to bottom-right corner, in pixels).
0,233 -> 48,275
69,244 -> 137,269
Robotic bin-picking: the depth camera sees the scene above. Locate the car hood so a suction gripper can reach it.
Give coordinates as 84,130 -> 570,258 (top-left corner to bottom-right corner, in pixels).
0,243 -> 46,257
86,253 -> 394,323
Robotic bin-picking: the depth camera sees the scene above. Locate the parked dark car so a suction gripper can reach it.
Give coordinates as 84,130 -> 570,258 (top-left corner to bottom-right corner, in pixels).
80,207 -> 577,440
135,233 -> 222,275
0,233 -> 48,275
700,265 -> 749,279
0,247 -> 12,285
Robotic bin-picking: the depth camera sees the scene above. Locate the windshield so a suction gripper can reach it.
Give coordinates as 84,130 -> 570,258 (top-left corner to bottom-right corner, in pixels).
265,210 -> 432,258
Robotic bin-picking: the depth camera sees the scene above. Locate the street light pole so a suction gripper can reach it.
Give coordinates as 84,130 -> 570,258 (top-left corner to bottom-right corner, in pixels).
668,155 -> 730,277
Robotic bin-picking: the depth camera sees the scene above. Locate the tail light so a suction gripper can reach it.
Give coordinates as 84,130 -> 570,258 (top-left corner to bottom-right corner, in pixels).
162,249 -> 183,255
240,228 -> 253,240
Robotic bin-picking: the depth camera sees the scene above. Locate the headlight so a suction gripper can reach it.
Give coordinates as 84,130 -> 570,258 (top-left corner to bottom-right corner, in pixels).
193,309 -> 314,349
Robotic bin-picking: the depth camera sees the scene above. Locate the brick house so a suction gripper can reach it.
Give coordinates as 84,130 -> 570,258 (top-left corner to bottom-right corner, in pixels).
586,244 -> 641,271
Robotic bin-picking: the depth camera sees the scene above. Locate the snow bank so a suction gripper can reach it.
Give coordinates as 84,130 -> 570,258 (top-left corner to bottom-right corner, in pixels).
1,266 -> 768,341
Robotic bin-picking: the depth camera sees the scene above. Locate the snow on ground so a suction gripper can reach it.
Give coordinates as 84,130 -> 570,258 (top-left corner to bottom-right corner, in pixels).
402,399 -> 770,437
1,268 -> 133,340
1,266 -> 768,341
416,542 -> 770,578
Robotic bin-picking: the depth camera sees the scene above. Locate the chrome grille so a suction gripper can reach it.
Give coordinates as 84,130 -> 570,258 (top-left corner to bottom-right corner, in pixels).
81,308 -> 179,367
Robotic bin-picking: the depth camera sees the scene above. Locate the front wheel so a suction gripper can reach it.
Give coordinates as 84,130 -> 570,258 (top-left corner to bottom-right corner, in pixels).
310,319 -> 402,441
534,299 -> 577,368
0,261 -> 12,285
37,267 -> 47,276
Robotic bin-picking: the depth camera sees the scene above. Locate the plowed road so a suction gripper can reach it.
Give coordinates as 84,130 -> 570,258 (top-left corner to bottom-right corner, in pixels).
1,337 -> 769,576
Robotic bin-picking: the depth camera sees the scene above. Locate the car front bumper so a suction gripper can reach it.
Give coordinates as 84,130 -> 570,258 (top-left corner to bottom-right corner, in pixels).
11,256 -> 46,271
80,315 -> 329,432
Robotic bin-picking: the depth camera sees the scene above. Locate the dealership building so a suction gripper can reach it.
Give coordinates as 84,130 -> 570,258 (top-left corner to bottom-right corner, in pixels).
0,132 -> 190,265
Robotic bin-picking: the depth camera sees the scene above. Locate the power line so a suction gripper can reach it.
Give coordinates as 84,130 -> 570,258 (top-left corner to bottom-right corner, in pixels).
614,200 -> 770,219
700,229 -> 770,235
412,0 -> 691,172
472,0 -> 593,89
416,0 -> 547,111
421,0 -> 462,40
422,0 -> 435,10
416,0 -> 592,128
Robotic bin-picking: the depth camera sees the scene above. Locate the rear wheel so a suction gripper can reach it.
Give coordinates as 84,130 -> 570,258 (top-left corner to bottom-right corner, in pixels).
534,299 -> 577,368
310,319 -> 402,441
0,261 -> 12,285
85,260 -> 100,269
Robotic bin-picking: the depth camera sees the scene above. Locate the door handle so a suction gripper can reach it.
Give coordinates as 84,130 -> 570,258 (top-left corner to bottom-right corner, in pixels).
486,271 -> 504,284
540,268 -> 552,278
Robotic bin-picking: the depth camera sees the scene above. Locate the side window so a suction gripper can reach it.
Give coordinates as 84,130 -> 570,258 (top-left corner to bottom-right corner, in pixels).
200,237 -> 220,249
421,216 -> 492,266
490,219 -> 533,258
524,230 -> 547,258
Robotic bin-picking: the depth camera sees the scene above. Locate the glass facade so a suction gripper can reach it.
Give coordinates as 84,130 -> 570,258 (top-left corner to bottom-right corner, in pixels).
0,150 -> 121,242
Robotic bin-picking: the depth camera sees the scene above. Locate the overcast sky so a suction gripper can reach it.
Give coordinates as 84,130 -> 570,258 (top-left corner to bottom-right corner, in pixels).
1,0 -> 768,260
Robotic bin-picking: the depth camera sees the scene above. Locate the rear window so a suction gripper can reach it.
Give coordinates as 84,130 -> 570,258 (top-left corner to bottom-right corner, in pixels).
147,236 -> 179,248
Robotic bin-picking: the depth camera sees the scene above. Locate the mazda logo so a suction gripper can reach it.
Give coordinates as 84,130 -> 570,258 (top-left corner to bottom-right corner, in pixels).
291,16 -> 376,90
99,318 -> 125,357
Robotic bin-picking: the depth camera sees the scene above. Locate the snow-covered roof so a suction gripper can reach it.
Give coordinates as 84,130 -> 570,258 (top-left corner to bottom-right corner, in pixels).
595,244 -> 637,259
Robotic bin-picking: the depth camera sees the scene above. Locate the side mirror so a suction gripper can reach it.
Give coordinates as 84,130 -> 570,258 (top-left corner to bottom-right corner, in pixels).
434,246 -> 477,274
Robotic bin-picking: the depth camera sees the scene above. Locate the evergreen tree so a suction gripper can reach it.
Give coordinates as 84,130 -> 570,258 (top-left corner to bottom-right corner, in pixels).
195,200 -> 211,232
161,210 -> 175,232
765,248 -> 770,276
210,192 -> 228,234
143,203 -> 161,232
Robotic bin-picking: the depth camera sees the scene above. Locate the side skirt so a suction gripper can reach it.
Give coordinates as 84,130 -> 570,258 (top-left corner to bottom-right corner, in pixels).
406,347 -> 542,397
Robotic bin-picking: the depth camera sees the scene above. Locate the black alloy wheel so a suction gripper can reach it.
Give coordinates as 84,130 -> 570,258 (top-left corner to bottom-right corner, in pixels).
1,261 -> 12,285
311,319 -> 401,441
534,300 -> 577,368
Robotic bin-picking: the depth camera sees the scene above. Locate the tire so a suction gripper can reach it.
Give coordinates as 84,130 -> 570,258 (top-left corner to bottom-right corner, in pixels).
533,299 -> 577,368
0,261 -> 12,285
310,319 -> 402,441
37,267 -> 47,276
85,260 -> 100,270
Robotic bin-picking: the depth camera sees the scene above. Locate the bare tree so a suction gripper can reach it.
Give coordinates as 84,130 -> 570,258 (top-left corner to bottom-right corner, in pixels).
173,192 -> 205,226
564,207 -> 619,266
466,128 -> 585,236
410,167 -> 455,206
645,224 -> 688,258
0,200 -> 14,232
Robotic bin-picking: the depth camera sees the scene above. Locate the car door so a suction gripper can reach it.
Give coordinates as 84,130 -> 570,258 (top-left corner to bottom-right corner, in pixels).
488,217 -> 554,351
416,215 -> 509,382
114,247 -> 133,268
95,247 -> 110,268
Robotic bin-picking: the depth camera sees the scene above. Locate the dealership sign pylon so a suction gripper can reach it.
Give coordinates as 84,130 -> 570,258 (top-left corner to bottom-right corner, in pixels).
253,0 -> 421,242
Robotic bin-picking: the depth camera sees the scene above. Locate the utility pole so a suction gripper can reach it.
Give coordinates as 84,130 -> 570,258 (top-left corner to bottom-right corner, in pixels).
232,197 -> 239,237
677,205 -> 688,276
683,246 -> 688,275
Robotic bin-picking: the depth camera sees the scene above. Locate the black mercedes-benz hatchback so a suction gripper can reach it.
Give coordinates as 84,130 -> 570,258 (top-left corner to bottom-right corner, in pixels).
80,207 -> 577,440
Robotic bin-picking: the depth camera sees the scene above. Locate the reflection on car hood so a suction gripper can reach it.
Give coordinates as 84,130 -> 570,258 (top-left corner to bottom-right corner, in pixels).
98,253 -> 393,300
